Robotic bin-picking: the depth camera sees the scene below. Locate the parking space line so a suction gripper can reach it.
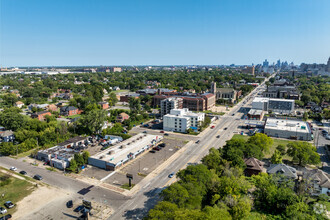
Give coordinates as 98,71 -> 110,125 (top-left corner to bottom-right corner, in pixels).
100,171 -> 117,182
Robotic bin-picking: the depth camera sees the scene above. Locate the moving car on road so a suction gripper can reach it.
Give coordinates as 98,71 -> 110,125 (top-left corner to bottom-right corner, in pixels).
224,127 -> 227,130
195,140 -> 200,144
216,135 -> 220,138
168,172 -> 175,178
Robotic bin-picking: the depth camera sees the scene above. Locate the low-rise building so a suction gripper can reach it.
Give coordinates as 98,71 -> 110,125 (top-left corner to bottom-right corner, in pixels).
116,112 -> 130,122
99,101 -> 109,110
0,130 -> 15,142
163,108 -> 205,133
244,157 -> 265,176
31,111 -> 52,121
89,134 -> 162,171
267,163 -> 297,179
304,169 -> 330,195
264,118 -> 312,141
247,109 -> 264,120
14,101 -> 24,108
60,106 -> 80,116
37,136 -> 90,170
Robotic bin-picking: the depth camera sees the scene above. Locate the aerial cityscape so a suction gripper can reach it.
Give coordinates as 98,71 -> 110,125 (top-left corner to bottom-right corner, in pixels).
0,0 -> 330,220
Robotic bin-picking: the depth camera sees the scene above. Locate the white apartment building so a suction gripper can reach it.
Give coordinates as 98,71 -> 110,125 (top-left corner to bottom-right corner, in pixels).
160,97 -> 183,117
163,108 -> 205,133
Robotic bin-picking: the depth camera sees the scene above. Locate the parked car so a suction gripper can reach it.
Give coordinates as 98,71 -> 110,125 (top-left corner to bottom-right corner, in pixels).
33,175 -> 43,180
66,200 -> 73,208
326,135 -> 330,140
4,201 -> 14,209
160,131 -> 165,133
19,171 -> 27,175
0,207 -> 7,214
149,150 -> 156,153
153,147 -> 160,151
168,172 -> 175,178
164,133 -> 169,136
224,127 -> 227,130
74,205 -> 84,213
195,140 -> 200,144
142,131 -> 147,133
216,135 -> 220,138
0,214 -> 11,220
9,167 -> 17,171
211,126 -> 215,129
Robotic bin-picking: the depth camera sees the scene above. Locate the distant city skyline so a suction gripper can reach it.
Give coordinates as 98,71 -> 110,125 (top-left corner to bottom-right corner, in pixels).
1,0 -> 330,67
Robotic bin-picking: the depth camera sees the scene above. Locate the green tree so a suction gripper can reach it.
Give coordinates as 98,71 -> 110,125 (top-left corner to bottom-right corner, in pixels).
160,183 -> 190,208
74,153 -> 85,167
146,201 -> 179,219
287,141 -> 320,166
247,133 -> 273,153
78,109 -> 107,134
82,151 -> 90,164
67,159 -> 78,173
276,144 -> 286,156
271,150 -> 283,164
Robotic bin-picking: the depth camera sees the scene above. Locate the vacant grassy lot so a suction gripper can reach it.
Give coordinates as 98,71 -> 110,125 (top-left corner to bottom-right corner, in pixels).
0,173 -> 35,216
232,134 -> 293,160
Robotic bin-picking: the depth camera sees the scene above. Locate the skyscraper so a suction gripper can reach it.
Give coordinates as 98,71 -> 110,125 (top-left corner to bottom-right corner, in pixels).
327,57 -> 330,72
276,59 -> 281,68
263,59 -> 269,68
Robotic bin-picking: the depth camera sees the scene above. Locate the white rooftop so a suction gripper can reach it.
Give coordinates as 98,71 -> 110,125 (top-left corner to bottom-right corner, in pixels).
265,118 -> 310,134
253,97 -> 269,102
91,134 -> 162,165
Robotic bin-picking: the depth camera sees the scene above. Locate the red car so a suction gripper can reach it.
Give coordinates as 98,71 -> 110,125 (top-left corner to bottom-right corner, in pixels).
211,126 -> 215,129
160,131 -> 165,133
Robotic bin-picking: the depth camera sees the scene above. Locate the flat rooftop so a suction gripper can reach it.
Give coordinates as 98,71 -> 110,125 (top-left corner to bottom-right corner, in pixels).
91,134 -> 162,165
248,109 -> 263,115
253,97 -> 269,102
265,118 -> 310,134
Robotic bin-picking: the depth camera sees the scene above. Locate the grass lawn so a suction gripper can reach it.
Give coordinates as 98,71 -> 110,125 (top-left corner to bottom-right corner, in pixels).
200,110 -> 225,116
232,134 -> 293,160
120,183 -> 136,190
114,89 -> 130,94
0,172 -> 35,216
66,114 -> 81,119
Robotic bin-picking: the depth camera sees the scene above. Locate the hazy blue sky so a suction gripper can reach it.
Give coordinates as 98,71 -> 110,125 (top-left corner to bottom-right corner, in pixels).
1,0 -> 330,66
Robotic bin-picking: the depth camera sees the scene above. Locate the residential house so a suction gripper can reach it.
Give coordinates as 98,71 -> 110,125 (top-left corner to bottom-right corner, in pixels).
99,102 -> 109,110
14,101 -> 24,108
267,163 -> 297,179
304,169 -> 330,196
244,157 -> 265,176
47,104 -> 58,112
116,112 -> 130,122
0,130 -> 15,142
31,111 -> 52,121
60,106 -> 80,116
